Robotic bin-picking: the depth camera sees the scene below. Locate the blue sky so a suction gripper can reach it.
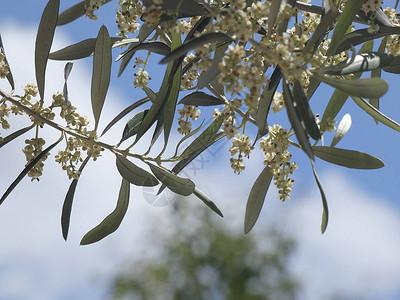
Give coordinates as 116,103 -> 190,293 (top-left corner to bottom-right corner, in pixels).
1,1 -> 400,299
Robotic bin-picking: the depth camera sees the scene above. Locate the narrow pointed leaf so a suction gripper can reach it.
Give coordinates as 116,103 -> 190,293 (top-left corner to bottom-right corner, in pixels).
311,162 -> 328,234
159,33 -> 232,64
101,97 -> 150,137
0,124 -> 35,149
324,52 -> 394,76
80,178 -> 130,245
370,38 -> 387,124
116,154 -> 159,186
0,34 -> 15,91
293,81 -> 321,140
327,0 -> 364,56
142,0 -> 206,18
267,0 -> 282,38
61,155 -> 91,240
178,92 -> 225,106
120,110 -> 148,144
193,187 -> 223,217
148,163 -> 195,196
383,55 -> 400,74
57,0 -> 112,26
282,81 -> 314,160
197,43 -> 228,89
331,113 -> 351,147
244,166 -> 273,234
314,76 -> 388,99
173,120 -> 204,158
91,25 -> 112,131
313,146 -> 384,169
180,114 -> 224,159
116,42 -> 170,62
35,0 -> 60,100
350,95 -> 400,132
0,136 -> 62,206
63,62 -> 73,104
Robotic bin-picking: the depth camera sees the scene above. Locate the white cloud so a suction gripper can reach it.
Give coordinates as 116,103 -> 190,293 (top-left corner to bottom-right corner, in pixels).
1,20 -> 400,300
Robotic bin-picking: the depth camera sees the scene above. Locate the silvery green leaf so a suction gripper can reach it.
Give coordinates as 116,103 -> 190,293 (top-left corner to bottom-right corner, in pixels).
197,43 -> 228,89
80,178 -> 130,245
0,34 -> 15,91
91,25 -> 112,131
193,188 -> 223,217
282,81 -> 314,160
116,154 -> 159,187
350,95 -> 400,133
313,146 -> 385,169
116,42 -> 171,62
330,114 -> 351,147
35,0 -> 60,100
120,110 -> 149,144
383,55 -> 400,74
0,124 -> 35,149
178,92 -> 225,106
142,0 -> 206,18
311,162 -> 328,234
314,76 -> 388,99
148,163 -> 195,196
244,166 -> 273,234
370,38 -> 387,124
0,135 -> 62,206
326,0 -> 364,56
61,155 -> 91,240
173,120 -> 204,157
267,0 -> 281,38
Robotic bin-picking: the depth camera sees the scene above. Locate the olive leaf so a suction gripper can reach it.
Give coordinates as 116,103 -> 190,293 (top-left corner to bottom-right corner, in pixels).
119,110 -> 149,144
267,0 -> 282,38
61,155 -> 91,241
370,38 -> 387,124
244,166 -> 273,234
330,113 -> 351,147
282,81 -> 314,160
311,161 -> 329,234
0,33 -> 15,91
142,0 -> 206,19
57,0 -> 112,26
324,52 -> 394,76
116,42 -> 171,62
350,95 -> 400,132
313,146 -> 385,169
326,0 -> 364,56
159,33 -> 232,64
148,163 -> 195,196
383,55 -> 400,74
91,25 -> 112,131
193,188 -> 223,217
314,76 -> 388,99
173,120 -> 204,157
178,92 -> 225,106
197,43 -> 228,89
80,178 -> 130,245
35,0 -> 60,101
0,135 -> 62,206
116,154 -> 159,187
0,124 -> 35,149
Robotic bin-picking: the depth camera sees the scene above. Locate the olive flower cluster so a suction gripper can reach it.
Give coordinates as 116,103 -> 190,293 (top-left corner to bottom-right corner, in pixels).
229,134 -> 253,174
177,105 -> 200,135
116,0 -> 144,38
22,137 -> 49,181
84,0 -> 106,20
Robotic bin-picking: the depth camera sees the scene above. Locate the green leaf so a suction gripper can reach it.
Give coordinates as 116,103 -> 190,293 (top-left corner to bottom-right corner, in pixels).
148,163 -> 195,196
119,110 -> 149,144
116,42 -> 171,62
61,155 -> 91,241
49,38 -> 96,60
178,91 -> 225,106
159,33 -> 232,64
116,154 -> 159,187
0,135 -> 62,206
162,33 -> 182,151
0,33 -> 15,91
350,95 -> 400,132
62,62 -> 73,104
314,76 -> 388,99
101,97 -> 150,137
383,55 -> 400,74
80,178 -> 130,245
180,114 -> 224,159
173,120 -> 204,157
267,0 -> 282,38
35,0 -> 60,100
256,67 -> 281,137
197,44 -> 228,89
57,0 -> 112,26
142,0 -> 206,19
313,146 -> 385,169
0,124 -> 35,149
330,113 -> 351,147
311,162 -> 328,234
244,166 -> 273,234
293,81 -> 321,140
282,81 -> 314,160
370,38 -> 387,124
324,52 -> 394,76
193,187 -> 223,217
91,25 -> 112,131
326,0 -> 364,56
335,26 -> 400,54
